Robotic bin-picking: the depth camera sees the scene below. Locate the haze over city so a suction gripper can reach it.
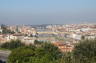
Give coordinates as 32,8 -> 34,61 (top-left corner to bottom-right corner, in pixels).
0,0 -> 96,25
1,0 -> 96,63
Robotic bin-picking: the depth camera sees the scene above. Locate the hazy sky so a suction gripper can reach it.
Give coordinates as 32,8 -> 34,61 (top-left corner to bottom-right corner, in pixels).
0,0 -> 96,25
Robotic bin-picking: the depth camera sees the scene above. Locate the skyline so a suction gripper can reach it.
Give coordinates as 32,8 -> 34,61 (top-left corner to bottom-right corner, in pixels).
0,0 -> 96,25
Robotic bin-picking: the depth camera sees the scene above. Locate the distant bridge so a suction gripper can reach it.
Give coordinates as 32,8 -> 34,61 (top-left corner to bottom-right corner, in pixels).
37,32 -> 70,34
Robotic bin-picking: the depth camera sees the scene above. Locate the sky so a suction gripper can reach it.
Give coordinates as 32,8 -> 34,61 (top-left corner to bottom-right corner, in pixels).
0,0 -> 96,25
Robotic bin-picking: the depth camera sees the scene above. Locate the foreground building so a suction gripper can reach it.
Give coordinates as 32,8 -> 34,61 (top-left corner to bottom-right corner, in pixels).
53,42 -> 74,52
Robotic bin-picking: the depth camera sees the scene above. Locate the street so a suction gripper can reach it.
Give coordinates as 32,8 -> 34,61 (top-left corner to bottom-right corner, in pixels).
0,50 -> 11,62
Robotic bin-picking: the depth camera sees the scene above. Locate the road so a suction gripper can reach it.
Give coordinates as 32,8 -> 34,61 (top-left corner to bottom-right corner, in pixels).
0,50 -> 11,62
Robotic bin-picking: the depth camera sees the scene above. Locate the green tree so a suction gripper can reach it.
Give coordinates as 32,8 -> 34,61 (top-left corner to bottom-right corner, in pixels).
81,35 -> 85,40
1,24 -> 15,34
0,39 -> 25,50
7,42 -> 62,63
8,47 -> 35,63
41,42 -> 62,60
73,39 -> 96,63
34,40 -> 42,45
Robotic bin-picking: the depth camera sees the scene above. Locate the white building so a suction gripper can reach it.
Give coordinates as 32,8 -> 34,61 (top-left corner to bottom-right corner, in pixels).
0,28 -> 2,33
70,33 -> 82,40
5,34 -> 17,41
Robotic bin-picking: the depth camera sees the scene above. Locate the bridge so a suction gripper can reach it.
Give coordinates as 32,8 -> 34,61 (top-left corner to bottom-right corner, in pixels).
37,32 -> 70,34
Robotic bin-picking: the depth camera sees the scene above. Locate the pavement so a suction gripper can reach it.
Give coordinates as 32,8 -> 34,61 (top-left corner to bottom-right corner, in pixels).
0,50 -> 11,62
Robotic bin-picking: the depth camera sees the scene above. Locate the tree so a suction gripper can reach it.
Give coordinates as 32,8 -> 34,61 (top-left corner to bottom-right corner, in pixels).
7,42 -> 62,63
0,39 -> 25,50
34,40 -> 42,45
1,24 -> 7,30
1,24 -> 15,34
73,39 -> 96,63
7,38 -> 96,63
8,47 -> 35,63
81,35 -> 85,40
41,42 -> 62,60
